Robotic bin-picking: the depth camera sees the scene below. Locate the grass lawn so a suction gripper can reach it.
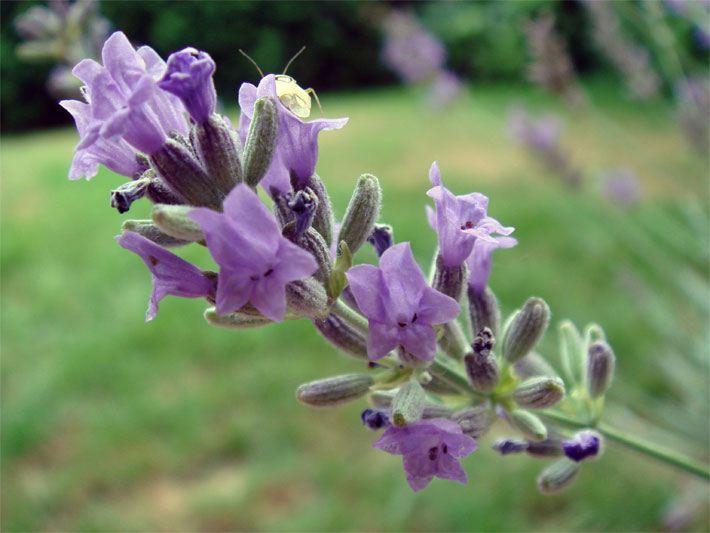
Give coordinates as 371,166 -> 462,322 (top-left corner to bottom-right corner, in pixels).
2,82 -> 708,531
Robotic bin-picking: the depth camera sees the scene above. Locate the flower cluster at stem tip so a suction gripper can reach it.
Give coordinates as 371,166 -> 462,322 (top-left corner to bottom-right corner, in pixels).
62,31 -> 619,494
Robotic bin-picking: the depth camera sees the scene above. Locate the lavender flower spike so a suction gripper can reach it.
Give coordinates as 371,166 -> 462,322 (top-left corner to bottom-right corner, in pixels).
159,47 -> 216,124
426,161 -> 516,268
374,418 -> 477,491
345,242 -> 460,362
188,184 -> 318,321
116,231 -> 216,321
238,74 -> 348,195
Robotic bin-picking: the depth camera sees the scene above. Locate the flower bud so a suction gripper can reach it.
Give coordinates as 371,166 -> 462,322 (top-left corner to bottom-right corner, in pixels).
152,204 -> 205,242
204,307 -> 271,329
286,277 -> 329,319
514,351 -> 559,379
368,390 -> 395,410
502,297 -> 551,363
432,254 -> 467,301
587,341 -> 615,398
194,114 -> 243,194
146,174 -> 184,205
437,321 -> 470,360
121,220 -> 190,248
562,430 -> 602,462
452,406 -> 492,438
283,226 -> 332,284
526,438 -> 564,458
313,313 -> 368,359
287,188 -> 318,239
468,285 -> 501,336
303,173 -> 334,246
537,458 -> 580,494
510,409 -> 548,441
513,376 -> 565,409
296,373 -> 374,407
422,404 -> 454,419
559,320 -> 585,386
111,177 -> 150,213
243,97 -> 277,188
367,224 -> 394,257
361,409 -> 390,430
464,328 -> 500,393
492,439 -> 528,455
338,174 -> 382,255
151,138 -> 223,208
391,379 -> 426,427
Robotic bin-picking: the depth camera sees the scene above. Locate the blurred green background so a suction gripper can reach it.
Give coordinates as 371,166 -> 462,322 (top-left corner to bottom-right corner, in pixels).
2,1 -> 709,532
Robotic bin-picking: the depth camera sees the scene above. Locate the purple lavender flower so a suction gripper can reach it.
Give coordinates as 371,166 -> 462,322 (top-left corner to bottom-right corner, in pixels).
60,99 -> 142,180
381,11 -> 445,84
426,161 -> 515,269
601,168 -> 641,206
467,236 -> 518,295
62,31 -> 189,165
508,107 -> 561,152
562,430 -> 601,462
345,242 -> 460,362
373,418 -> 477,491
159,47 -> 216,124
116,231 -> 216,321
188,184 -> 318,321
238,74 -> 348,195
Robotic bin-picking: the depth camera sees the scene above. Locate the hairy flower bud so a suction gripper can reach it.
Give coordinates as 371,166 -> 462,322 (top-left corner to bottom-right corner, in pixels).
537,458 -> 580,494
302,173 -> 334,246
286,277 -> 329,319
514,351 -> 559,379
587,341 -> 615,398
502,297 -> 551,363
391,379 -> 426,427
432,254 -> 467,301
194,114 -> 243,194
468,285 -> 501,336
338,174 -> 382,255
452,405 -> 492,438
243,97 -> 277,188
361,408 -> 390,429
513,376 -> 565,409
510,409 -> 548,441
526,438 -> 564,458
437,321 -> 470,360
204,307 -> 271,329
111,177 -> 150,213
296,373 -> 374,407
313,313 -> 368,359
151,137 -> 223,208
464,328 -> 500,393
283,226 -> 332,284
121,220 -> 190,248
367,224 -> 394,257
492,438 -> 528,455
559,320 -> 585,386
152,204 -> 205,242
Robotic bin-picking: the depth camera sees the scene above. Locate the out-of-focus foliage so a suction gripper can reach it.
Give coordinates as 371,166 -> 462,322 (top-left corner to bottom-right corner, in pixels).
3,0 -> 709,132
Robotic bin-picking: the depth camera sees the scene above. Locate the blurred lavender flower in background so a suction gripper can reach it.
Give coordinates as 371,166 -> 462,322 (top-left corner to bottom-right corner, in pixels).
601,168 -> 642,207
508,105 -> 582,188
425,70 -> 462,109
676,76 -> 710,153
14,0 -> 111,98
525,13 -> 585,108
381,10 -> 445,84
583,0 -> 661,101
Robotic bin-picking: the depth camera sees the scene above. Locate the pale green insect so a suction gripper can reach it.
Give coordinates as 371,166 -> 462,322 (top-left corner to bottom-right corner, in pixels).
239,47 -> 322,119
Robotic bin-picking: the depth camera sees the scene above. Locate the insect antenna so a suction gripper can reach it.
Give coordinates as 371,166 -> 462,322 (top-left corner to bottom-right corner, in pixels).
282,46 -> 306,75
238,49 -> 264,78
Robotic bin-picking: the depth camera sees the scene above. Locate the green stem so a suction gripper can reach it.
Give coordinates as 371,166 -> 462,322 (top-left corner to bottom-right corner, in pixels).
540,411 -> 710,481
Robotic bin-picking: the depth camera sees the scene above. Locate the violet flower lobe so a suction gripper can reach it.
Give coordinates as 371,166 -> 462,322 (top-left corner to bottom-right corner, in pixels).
116,231 -> 216,321
188,184 -> 318,321
159,47 -> 217,124
562,430 -> 601,462
345,242 -> 460,362
426,161 -> 516,270
62,31 -> 189,163
373,418 -> 477,491
238,74 -> 348,195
